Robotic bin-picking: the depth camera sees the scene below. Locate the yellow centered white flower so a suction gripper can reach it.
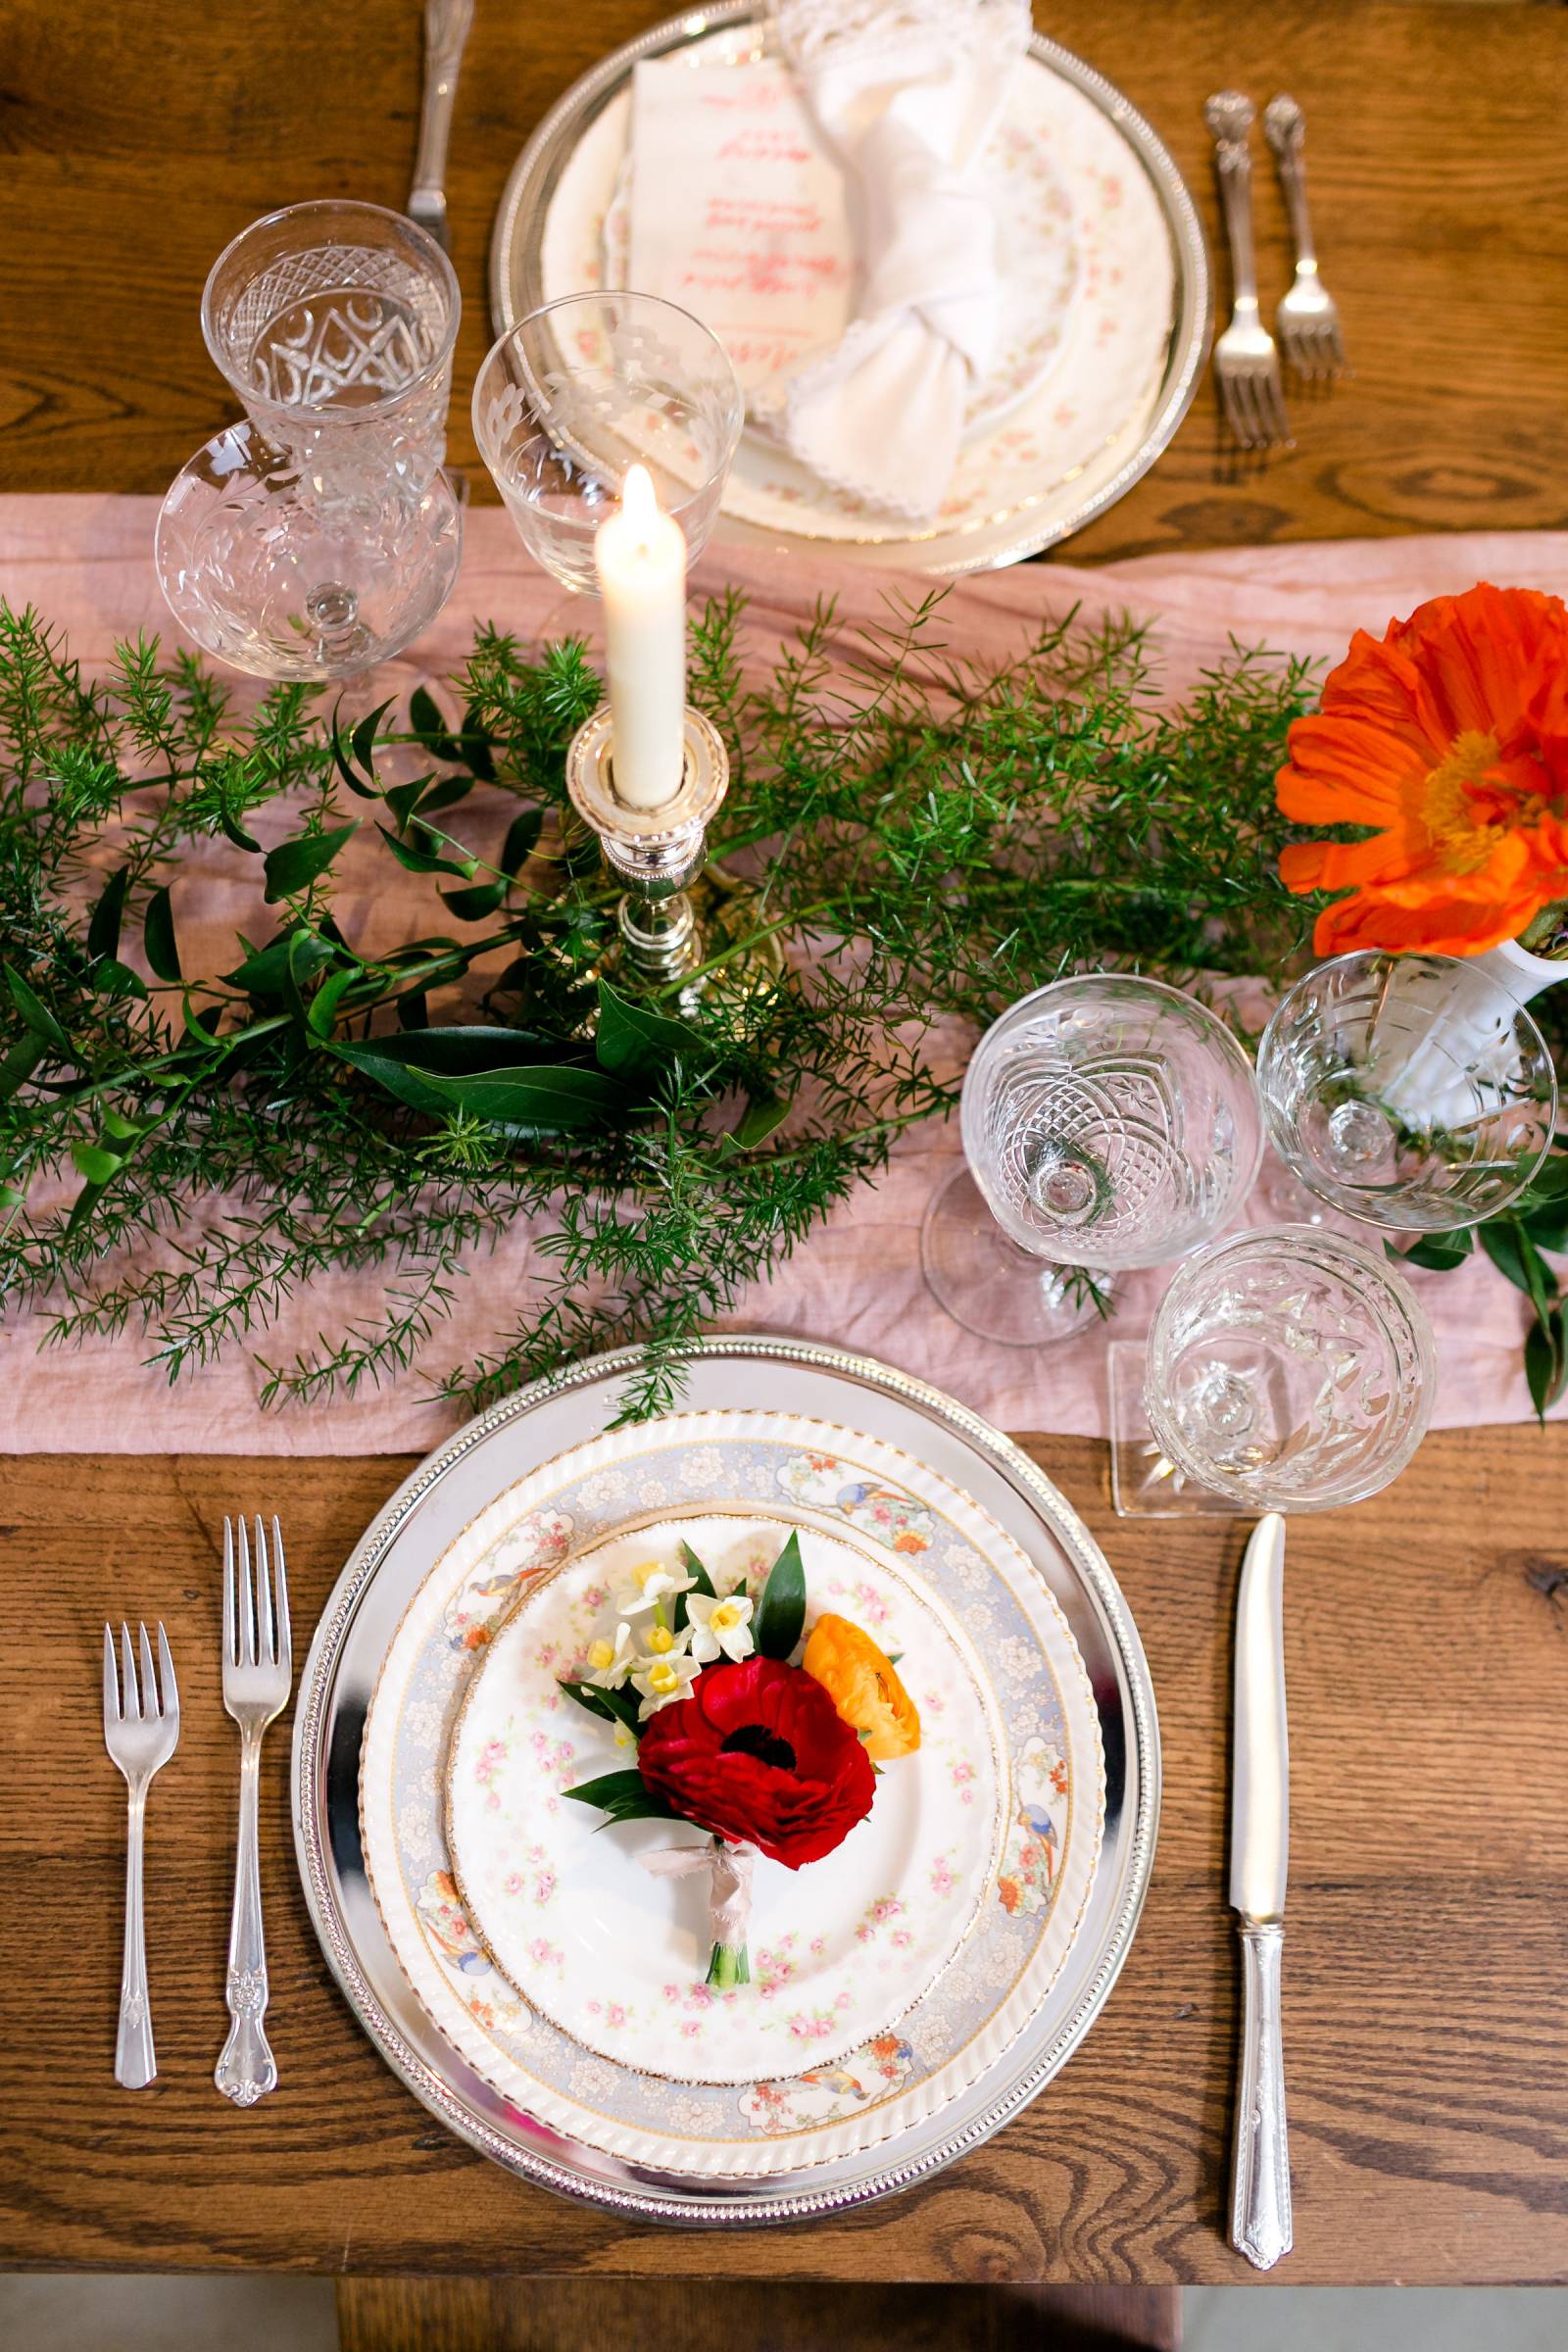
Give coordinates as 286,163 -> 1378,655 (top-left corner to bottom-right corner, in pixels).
582,1617 -> 637,1690
631,1649 -> 702,1720
686,1586 -> 757,1665
611,1555 -> 695,1619
646,1623 -> 676,1654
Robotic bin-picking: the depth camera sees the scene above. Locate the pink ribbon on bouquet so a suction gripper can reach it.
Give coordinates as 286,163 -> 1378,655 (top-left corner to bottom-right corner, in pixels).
640,1838 -> 758,1948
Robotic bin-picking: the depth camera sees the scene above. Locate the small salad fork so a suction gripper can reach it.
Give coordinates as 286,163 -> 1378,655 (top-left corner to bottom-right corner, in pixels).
1264,95 -> 1348,379
103,1622 -> 179,2088
217,1514 -> 292,2107
1204,91 -> 1292,451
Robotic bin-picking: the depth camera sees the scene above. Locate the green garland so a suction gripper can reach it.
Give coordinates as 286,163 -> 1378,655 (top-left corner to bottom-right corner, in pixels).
0,588 -> 1560,1422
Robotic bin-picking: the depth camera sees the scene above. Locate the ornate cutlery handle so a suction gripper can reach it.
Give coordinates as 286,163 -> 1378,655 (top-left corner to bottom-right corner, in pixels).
216,1736 -> 278,2107
1205,91 -> 1261,312
1231,1920 -> 1293,2270
1264,95 -> 1317,271
412,0 -> 474,200
115,1787 -> 156,2089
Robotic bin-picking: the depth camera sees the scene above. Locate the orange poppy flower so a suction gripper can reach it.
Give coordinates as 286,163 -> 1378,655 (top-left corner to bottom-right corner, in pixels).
802,1613 -> 920,1762
1275,582 -> 1568,955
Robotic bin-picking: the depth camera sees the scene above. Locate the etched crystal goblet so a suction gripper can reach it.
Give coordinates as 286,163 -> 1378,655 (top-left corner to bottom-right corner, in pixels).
921,975 -> 1264,1347
471,293 -> 744,592
1142,1225 -> 1437,1513
1256,950 -> 1557,1232
156,200 -> 464,682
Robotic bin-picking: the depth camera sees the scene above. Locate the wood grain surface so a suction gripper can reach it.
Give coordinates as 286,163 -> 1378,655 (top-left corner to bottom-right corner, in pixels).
2,1429 -> 1565,2284
4,1 -> 1567,558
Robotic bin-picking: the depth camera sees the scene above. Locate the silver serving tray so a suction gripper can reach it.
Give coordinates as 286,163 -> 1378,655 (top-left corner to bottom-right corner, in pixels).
489,4 -> 1209,573
292,1338 -> 1160,2224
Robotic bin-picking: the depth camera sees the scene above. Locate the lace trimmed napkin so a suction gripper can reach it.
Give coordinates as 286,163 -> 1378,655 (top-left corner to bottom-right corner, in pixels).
627,0 -> 1031,522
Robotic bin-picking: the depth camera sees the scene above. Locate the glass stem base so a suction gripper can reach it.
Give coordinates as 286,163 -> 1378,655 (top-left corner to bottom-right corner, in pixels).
920,1164 -> 1113,1348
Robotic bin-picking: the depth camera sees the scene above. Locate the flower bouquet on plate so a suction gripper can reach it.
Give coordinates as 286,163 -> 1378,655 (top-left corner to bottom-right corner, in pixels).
557,1530 -> 920,1986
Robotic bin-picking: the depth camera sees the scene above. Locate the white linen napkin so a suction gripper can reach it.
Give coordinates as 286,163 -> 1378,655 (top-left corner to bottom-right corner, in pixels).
754,0 -> 1030,520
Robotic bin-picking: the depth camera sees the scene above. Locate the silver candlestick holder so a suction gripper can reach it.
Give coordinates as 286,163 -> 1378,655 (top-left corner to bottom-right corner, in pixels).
564,705 -> 730,987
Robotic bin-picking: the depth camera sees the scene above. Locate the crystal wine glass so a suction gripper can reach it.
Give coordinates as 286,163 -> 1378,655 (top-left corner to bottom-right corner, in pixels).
1256,951 -> 1557,1231
921,975 -> 1264,1347
471,293 -> 744,591
156,200 -> 464,682
1143,1225 -> 1437,1512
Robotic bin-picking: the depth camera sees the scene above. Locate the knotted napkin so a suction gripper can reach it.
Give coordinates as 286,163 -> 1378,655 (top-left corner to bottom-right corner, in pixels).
754,0 -> 1029,520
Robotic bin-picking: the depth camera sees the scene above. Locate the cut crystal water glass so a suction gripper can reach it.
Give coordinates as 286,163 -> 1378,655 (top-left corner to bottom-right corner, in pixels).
1256,950 -> 1556,1232
922,974 -> 1264,1347
1142,1225 -> 1437,1513
156,200 -> 463,682
471,293 -> 744,592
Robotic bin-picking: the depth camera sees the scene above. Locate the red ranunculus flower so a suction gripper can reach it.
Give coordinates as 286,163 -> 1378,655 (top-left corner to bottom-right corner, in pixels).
637,1655 -> 876,1869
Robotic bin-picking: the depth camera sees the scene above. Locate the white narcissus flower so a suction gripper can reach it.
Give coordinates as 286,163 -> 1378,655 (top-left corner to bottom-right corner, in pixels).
581,1618 -> 637,1690
686,1589 -> 756,1664
611,1556 -> 695,1619
636,1619 -> 693,1665
632,1652 -> 703,1719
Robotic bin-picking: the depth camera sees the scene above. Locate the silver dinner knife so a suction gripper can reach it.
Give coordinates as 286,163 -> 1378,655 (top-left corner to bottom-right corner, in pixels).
408,0 -> 474,253
1229,1511 -> 1294,2269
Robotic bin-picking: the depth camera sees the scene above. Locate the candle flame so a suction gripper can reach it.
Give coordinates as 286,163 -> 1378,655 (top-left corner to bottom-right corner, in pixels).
620,464 -> 660,539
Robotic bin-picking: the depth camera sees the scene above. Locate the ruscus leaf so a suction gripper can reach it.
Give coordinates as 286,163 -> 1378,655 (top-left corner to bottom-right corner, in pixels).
595,975 -> 710,1078
753,1528 -> 806,1660
87,866 -> 129,962
264,822 -> 357,904
142,886 -> 182,982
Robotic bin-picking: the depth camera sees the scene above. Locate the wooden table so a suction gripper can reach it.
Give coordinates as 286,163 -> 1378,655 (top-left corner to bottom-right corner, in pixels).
4,0 -> 1568,557
4,0 -> 1568,2321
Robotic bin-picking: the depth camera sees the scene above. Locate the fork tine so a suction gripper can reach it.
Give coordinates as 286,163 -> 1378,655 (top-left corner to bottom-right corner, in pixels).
272,1517 -> 291,1673
103,1623 -> 120,1725
1218,371 -> 1250,447
121,1621 -> 140,1720
255,1513 -> 275,1663
1257,368 -> 1290,446
157,1623 -> 178,1723
1233,371 -> 1263,449
238,1512 -> 256,1667
223,1516 -> 236,1668
139,1623 -> 159,1718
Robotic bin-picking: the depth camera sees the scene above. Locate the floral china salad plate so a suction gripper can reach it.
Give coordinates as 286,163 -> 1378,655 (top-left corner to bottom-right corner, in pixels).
445,1511 -> 1006,2084
359,1410 -> 1104,2179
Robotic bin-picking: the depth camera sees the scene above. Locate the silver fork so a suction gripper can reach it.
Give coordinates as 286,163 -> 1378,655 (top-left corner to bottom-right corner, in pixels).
1204,91 -> 1292,451
1264,95 -> 1348,380
102,1622 -> 179,2088
408,0 -> 474,253
217,1515 -> 292,2107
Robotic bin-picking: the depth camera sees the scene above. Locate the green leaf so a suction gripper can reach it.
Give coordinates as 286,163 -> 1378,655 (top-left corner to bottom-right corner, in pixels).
65,1177 -> 110,1237
142,886 -> 182,983
306,964 -> 360,1040
1481,1218 -> 1553,1320
754,1528 -> 806,1660
382,772 -> 438,832
333,1034 -> 624,1133
101,1108 -> 143,1141
376,822 -> 475,880
1524,1153 -> 1568,1201
0,1034 -> 45,1100
1519,1200 -> 1568,1254
71,1141 -> 123,1185
562,1769 -> 679,1826
87,866 -> 129,961
670,1541 -> 716,1635
559,1680 -> 642,1738
441,878 -> 506,922
595,975 -> 710,1078
5,964 -> 72,1054
350,698 -> 394,782
221,928 -> 336,999
502,808 -> 543,873
415,773 -> 475,820
264,822 -> 358,904
217,802 -> 262,854
329,702 -> 381,799
409,684 -> 465,761
733,1091 -> 793,1151
91,956 -> 147,1002
462,704 -> 497,781
1396,1231 -> 1473,1273
1525,1303 -> 1568,1422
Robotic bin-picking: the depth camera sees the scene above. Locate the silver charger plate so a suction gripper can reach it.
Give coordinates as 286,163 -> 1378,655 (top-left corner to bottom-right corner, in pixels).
489,4 -> 1209,574
292,1338 -> 1160,2224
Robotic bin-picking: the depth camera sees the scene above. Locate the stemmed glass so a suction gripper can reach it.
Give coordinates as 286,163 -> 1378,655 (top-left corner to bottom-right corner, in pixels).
156,200 -> 464,682
471,293 -> 744,591
1141,1226 -> 1437,1513
922,975 -> 1264,1346
1256,950 -> 1557,1232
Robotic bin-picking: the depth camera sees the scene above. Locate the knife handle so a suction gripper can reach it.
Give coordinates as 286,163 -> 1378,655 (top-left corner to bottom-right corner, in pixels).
1231,1920 -> 1293,2270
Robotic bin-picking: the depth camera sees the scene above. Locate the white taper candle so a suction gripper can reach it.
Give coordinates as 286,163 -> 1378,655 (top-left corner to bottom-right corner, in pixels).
592,464 -> 687,808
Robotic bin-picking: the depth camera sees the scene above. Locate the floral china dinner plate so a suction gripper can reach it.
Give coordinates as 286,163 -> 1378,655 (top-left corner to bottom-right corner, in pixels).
359,1406 -> 1104,2179
445,1509 -> 1007,2085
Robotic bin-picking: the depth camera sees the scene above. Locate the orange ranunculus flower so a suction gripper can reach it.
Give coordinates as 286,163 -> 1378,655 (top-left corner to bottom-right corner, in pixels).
1275,582 -> 1568,956
802,1613 -> 921,1762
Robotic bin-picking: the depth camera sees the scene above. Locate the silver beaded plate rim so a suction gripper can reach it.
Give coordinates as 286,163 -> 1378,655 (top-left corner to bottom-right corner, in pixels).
488,3 -> 1210,575
291,1337 -> 1161,2225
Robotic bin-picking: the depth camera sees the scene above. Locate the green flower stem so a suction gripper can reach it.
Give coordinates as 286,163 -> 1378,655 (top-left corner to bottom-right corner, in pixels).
706,1940 -> 751,1988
